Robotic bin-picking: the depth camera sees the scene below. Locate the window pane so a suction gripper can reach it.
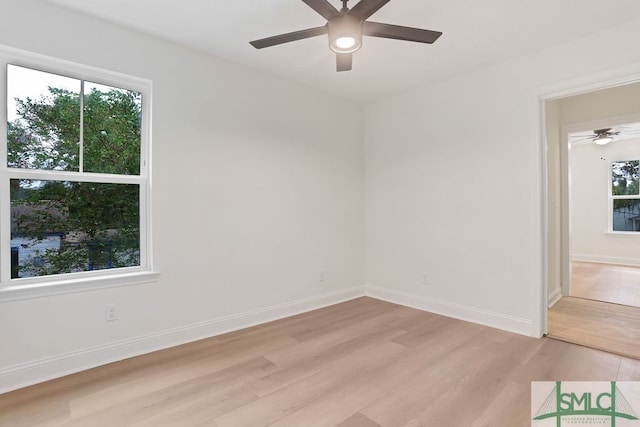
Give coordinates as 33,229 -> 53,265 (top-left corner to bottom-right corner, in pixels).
612,160 -> 639,196
613,199 -> 640,232
83,82 -> 141,175
7,65 -> 80,171
10,179 -> 140,278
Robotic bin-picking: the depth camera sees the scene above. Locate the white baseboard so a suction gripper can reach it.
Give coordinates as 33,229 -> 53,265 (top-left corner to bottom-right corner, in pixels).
547,286 -> 562,308
0,286 -> 366,394
365,286 -> 533,337
0,285 -> 538,394
572,254 -> 640,267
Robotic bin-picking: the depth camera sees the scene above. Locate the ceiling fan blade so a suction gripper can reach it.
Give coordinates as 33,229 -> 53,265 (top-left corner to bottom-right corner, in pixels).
336,53 -> 352,72
301,0 -> 340,20
250,26 -> 328,49
348,0 -> 391,20
363,21 -> 442,44
570,136 -> 595,143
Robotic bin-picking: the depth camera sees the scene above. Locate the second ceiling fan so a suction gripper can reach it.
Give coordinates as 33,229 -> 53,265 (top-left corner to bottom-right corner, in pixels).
250,0 -> 442,72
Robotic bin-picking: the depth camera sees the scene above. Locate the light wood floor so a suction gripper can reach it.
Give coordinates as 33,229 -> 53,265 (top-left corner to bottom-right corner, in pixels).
546,261 -> 640,358
2,297 -> 640,427
548,296 -> 640,360
572,261 -> 640,307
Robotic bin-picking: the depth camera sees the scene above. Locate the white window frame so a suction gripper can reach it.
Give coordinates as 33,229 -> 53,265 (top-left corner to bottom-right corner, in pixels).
609,158 -> 640,234
0,45 -> 157,302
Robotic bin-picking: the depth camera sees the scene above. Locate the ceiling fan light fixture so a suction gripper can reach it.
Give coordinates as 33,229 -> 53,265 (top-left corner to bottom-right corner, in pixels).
335,36 -> 357,50
594,135 -> 613,145
328,15 -> 362,53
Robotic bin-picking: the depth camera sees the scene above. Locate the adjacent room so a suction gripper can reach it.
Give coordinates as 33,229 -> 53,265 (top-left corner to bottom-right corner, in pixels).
1,0 -> 640,425
545,84 -> 640,359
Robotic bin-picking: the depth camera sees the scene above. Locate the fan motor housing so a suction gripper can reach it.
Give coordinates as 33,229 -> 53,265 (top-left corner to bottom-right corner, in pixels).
328,14 -> 363,53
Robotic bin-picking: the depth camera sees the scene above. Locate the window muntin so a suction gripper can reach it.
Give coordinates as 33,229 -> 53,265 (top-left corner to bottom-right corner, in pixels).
611,160 -> 640,233
1,52 -> 152,292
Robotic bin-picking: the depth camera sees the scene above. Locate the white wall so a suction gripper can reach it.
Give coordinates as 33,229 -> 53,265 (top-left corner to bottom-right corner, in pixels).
570,139 -> 640,266
0,0 -> 364,392
363,19 -> 640,335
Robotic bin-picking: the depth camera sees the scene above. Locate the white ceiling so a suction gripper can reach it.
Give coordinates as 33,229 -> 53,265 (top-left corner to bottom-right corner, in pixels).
43,0 -> 640,104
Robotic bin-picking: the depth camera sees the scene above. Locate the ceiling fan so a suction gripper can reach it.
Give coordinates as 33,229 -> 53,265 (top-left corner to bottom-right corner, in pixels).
580,128 -> 621,145
249,0 -> 442,72
571,127 -> 637,145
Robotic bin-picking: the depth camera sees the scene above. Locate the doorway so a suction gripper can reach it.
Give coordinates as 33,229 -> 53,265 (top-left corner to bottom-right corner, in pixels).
544,82 -> 640,359
565,116 -> 640,307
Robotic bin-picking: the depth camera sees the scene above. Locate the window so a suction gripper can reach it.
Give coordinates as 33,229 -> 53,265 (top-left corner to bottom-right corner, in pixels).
610,160 -> 640,232
1,47 -> 155,300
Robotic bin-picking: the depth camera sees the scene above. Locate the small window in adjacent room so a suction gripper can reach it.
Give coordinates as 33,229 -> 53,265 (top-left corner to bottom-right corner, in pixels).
1,48 -> 155,299
611,160 -> 640,232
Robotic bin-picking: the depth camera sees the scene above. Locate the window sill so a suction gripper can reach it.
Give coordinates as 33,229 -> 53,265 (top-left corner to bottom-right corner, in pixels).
0,271 -> 159,303
606,232 -> 640,237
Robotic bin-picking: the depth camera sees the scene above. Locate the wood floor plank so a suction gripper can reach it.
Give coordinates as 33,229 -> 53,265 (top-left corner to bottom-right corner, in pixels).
267,329 -> 493,427
128,384 -> 257,427
287,299 -> 399,342
360,331 -> 508,426
619,357 -> 640,380
68,336 -> 295,419
470,381 -> 530,427
335,413 -> 382,427
564,346 -> 622,379
215,341 -> 408,427
572,261 -> 640,307
263,308 -> 406,368
512,336 -> 583,382
548,296 -> 640,360
2,297 -> 640,427
0,398 -> 69,427
369,333 -> 539,427
62,356 -> 276,426
249,327 -> 405,397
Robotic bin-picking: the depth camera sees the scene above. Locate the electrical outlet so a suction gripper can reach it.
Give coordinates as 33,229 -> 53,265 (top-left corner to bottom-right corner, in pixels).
319,270 -> 326,282
105,304 -> 119,322
421,272 -> 429,285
